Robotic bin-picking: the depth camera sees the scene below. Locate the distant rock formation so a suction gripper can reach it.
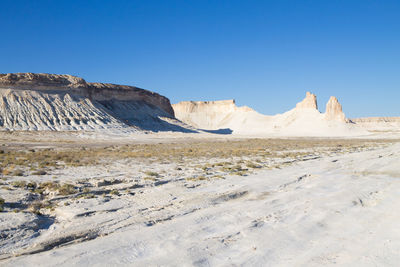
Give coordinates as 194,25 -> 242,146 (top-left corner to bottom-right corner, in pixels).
324,96 -> 346,122
350,117 -> 400,132
351,117 -> 400,123
172,100 -> 263,131
173,99 -> 237,116
173,92 -> 365,136
295,92 -> 318,110
293,92 -> 346,122
0,73 -> 193,132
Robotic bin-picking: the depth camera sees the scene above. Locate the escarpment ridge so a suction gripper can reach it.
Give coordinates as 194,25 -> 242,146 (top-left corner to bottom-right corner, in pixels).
1,73 -> 396,136
350,117 -> 400,132
0,73 -> 174,116
351,117 -> 400,123
0,73 -> 193,132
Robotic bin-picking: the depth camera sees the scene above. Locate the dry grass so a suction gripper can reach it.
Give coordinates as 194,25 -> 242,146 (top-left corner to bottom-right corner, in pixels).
58,184 -> 77,195
144,171 -> 159,177
0,139 -> 394,173
0,197 -> 4,212
0,138 -> 396,216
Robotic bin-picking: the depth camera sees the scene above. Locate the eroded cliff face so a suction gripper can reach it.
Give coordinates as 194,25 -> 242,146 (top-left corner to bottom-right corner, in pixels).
0,73 -> 184,131
173,100 -> 237,116
0,73 -> 174,117
173,100 -> 239,129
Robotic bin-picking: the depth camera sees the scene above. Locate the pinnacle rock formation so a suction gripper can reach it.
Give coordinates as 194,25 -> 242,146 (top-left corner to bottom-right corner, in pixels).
172,91 -> 364,136
324,96 -> 346,122
295,92 -> 318,110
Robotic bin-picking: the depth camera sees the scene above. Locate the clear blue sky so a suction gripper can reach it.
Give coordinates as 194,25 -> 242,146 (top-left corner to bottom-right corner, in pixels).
1,0 -> 399,117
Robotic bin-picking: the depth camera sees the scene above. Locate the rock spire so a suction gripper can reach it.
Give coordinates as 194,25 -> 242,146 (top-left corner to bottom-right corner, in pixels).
296,92 -> 318,110
325,96 -> 346,122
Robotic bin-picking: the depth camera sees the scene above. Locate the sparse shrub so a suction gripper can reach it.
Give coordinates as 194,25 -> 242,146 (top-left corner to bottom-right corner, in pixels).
246,162 -> 261,169
83,193 -> 95,199
58,184 -> 77,195
83,188 -> 90,193
144,171 -> 159,177
28,201 -> 43,215
221,166 -> 232,172
11,180 -> 27,188
12,170 -> 24,176
38,181 -> 59,191
110,189 -> 120,196
186,176 -> 207,181
28,200 -> 55,214
32,170 -> 47,175
0,197 -> 4,212
26,182 -> 37,190
233,165 -> 245,171
34,188 -> 45,195
2,167 -> 14,176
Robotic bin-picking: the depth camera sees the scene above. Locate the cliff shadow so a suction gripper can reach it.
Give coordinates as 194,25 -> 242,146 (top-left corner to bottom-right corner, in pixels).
201,128 -> 233,135
97,100 -> 199,133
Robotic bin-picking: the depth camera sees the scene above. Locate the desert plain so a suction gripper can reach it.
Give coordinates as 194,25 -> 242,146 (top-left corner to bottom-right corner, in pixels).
0,73 -> 399,266
0,131 -> 399,266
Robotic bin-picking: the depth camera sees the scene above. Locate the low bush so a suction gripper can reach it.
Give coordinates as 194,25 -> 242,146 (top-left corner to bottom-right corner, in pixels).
0,197 -> 4,212
58,184 -> 77,195
12,170 -> 24,176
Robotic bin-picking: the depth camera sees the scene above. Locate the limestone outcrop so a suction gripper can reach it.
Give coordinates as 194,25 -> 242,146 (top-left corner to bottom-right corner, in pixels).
295,92 -> 318,110
324,96 -> 346,122
351,117 -> 400,123
350,117 -> 400,132
172,92 -> 364,136
0,73 -> 188,132
172,100 -> 265,131
173,100 -> 237,115
0,73 -> 174,116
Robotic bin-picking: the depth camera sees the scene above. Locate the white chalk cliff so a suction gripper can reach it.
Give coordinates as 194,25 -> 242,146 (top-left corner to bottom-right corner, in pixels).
173,92 -> 365,136
1,73 -> 392,136
0,73 -> 193,132
172,100 -> 271,133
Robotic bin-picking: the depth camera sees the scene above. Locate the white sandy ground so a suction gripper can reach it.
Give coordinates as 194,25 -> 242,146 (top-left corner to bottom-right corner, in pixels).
1,141 -> 400,266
